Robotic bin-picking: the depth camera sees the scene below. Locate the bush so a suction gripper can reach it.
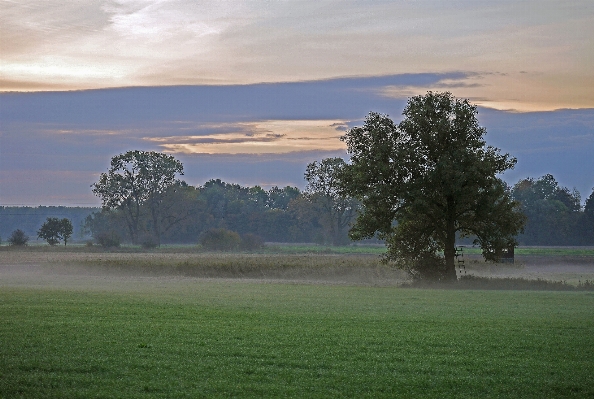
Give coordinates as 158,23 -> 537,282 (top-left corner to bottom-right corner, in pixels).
8,229 -> 29,246
199,228 -> 241,251
141,237 -> 158,249
240,233 -> 264,251
96,232 -> 121,248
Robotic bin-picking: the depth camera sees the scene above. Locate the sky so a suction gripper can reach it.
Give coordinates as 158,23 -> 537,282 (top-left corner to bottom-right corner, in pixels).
0,0 -> 593,206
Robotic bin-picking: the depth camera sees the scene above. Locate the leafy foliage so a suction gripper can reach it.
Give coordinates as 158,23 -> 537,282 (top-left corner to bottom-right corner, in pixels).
0,206 -> 95,242
37,217 -> 73,246
512,175 -> 586,245
584,188 -> 594,242
303,158 -> 359,245
339,92 -> 526,280
87,178 -> 339,245
92,151 -> 184,245
8,229 -> 29,246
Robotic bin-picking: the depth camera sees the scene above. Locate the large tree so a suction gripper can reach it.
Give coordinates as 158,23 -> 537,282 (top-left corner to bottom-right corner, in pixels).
92,150 -> 183,244
339,92 -> 525,280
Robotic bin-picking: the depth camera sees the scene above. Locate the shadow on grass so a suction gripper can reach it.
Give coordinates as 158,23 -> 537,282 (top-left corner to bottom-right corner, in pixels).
402,275 -> 594,291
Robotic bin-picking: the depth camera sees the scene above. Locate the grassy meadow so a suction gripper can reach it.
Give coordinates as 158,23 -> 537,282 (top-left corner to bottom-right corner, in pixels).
1,246 -> 593,397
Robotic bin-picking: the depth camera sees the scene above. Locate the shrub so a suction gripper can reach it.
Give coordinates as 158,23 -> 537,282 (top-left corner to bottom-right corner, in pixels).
96,232 -> 121,248
199,228 -> 241,251
240,233 -> 264,251
141,236 -> 158,249
86,240 -> 94,247
8,229 -> 29,246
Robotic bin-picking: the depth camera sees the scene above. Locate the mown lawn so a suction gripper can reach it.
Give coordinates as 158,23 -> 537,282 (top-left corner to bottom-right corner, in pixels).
1,283 -> 593,398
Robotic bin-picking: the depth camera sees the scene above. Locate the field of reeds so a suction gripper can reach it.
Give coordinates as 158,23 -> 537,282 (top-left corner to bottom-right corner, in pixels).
1,244 -> 593,288
0,249 -> 405,287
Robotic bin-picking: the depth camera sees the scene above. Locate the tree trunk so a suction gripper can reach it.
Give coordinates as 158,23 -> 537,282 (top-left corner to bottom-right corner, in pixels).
444,218 -> 458,281
444,245 -> 457,281
150,200 -> 161,247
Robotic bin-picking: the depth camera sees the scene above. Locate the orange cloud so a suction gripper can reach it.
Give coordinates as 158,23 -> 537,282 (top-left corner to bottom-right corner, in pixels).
145,120 -> 349,154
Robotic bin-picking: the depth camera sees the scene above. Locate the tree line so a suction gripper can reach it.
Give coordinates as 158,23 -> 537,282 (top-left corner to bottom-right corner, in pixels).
83,172 -> 594,250
2,168 -> 592,251
511,174 -> 594,246
87,166 -> 358,247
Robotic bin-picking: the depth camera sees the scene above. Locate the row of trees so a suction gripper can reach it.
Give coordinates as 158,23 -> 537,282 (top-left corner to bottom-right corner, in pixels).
87,153 -> 359,247
511,174 -> 594,245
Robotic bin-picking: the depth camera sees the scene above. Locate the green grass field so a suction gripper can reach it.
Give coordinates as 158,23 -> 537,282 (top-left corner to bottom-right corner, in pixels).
1,281 -> 593,398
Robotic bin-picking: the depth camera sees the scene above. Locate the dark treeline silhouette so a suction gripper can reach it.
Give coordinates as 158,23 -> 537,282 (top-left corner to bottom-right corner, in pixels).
85,179 -> 357,246
511,174 -> 594,246
1,174 -> 593,247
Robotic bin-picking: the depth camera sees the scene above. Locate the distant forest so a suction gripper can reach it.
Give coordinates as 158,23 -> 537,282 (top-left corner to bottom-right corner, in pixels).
1,174 -> 593,246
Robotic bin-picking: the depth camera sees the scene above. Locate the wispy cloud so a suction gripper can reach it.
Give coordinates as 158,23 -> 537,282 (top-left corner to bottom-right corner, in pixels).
145,120 -> 348,154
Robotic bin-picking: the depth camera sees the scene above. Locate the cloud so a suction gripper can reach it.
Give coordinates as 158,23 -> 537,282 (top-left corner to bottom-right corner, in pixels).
2,1 -> 592,110
145,120 -> 348,155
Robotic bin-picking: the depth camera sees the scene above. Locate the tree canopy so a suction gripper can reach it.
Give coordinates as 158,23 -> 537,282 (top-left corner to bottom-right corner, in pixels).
339,92 -> 526,280
91,150 -> 184,244
303,158 -> 359,245
8,229 -> 29,246
511,174 -> 583,245
37,217 -> 73,246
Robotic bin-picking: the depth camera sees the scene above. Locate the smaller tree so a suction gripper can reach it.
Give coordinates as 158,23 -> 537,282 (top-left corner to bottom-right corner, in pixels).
91,150 -> 184,245
38,218 -> 74,246
60,218 -> 73,246
304,158 -> 359,245
8,229 -> 29,246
